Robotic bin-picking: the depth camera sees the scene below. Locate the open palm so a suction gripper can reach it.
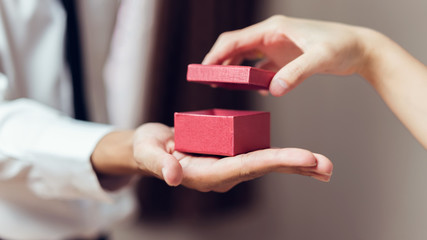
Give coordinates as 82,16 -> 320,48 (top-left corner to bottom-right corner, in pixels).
133,123 -> 333,192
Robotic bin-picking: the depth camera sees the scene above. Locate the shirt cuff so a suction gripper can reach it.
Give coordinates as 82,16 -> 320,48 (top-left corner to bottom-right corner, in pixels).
0,99 -> 119,202
28,119 -> 116,202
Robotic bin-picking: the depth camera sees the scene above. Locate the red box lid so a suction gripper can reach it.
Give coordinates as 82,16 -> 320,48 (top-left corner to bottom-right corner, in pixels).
187,64 -> 275,90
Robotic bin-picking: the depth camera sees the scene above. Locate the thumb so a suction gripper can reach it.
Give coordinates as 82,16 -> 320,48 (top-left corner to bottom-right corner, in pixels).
137,143 -> 183,187
159,152 -> 183,187
134,123 -> 184,186
269,52 -> 321,96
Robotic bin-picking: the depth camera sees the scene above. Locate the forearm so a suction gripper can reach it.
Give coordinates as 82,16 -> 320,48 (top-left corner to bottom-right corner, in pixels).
359,28 -> 427,148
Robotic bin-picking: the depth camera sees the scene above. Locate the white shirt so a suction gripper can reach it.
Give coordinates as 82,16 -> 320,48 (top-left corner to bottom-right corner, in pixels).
0,0 -> 159,238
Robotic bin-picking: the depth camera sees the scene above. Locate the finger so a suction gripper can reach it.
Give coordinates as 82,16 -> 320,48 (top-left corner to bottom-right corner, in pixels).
269,51 -> 322,96
295,169 -> 331,182
213,148 -> 319,183
312,153 -> 333,176
157,151 -> 183,186
138,146 -> 183,186
134,124 -> 183,186
311,174 -> 332,182
298,169 -> 332,182
297,153 -> 333,174
297,153 -> 333,182
202,24 -> 266,65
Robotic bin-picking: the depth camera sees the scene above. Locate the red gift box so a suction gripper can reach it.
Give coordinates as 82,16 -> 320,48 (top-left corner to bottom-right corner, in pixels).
187,64 -> 275,90
174,109 -> 270,156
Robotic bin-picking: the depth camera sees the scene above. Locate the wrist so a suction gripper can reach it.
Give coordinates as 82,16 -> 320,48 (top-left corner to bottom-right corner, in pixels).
355,27 -> 390,83
91,130 -> 139,176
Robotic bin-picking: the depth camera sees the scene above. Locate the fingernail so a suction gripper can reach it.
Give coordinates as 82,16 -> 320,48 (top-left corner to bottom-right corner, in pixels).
275,77 -> 289,89
272,77 -> 289,95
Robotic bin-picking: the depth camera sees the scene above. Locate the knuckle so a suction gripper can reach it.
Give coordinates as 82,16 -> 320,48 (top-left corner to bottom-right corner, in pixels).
316,43 -> 336,59
218,31 -> 232,42
218,32 -> 239,51
268,15 -> 286,23
267,15 -> 287,30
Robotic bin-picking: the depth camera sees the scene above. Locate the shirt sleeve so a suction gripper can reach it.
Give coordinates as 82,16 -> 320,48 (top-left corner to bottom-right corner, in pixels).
0,99 -> 116,202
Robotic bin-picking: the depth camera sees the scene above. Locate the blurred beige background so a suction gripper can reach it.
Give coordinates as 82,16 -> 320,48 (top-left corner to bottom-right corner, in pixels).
113,0 -> 427,239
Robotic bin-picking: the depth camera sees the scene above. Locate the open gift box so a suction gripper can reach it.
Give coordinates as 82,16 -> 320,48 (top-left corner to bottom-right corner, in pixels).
174,109 -> 270,156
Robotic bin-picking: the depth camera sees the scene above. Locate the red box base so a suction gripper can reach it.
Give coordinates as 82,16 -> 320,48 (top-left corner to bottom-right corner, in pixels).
187,64 -> 275,90
174,109 -> 270,156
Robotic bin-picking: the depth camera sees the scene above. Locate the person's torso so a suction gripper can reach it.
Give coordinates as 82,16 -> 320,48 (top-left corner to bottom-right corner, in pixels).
0,1 -> 134,239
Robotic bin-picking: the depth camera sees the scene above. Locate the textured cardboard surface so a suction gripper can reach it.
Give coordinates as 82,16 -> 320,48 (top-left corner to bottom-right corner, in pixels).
187,64 -> 275,90
174,109 -> 270,156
